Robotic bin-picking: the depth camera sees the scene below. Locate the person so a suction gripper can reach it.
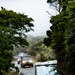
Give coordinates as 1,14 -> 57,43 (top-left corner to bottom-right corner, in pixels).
19,56 -> 23,64
15,61 -> 21,75
15,66 -> 19,74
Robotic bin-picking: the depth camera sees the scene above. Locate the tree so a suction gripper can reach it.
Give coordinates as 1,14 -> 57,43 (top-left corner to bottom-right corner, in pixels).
47,0 -> 72,13
44,0 -> 75,75
64,1 -> 75,74
0,7 -> 34,74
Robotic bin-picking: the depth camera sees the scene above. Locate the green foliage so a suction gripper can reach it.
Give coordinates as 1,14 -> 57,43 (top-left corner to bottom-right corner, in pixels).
45,0 -> 75,74
44,13 -> 66,60
36,52 -> 49,62
4,71 -> 17,75
44,30 -> 52,47
20,36 -> 51,61
47,0 -> 73,13
0,7 -> 34,74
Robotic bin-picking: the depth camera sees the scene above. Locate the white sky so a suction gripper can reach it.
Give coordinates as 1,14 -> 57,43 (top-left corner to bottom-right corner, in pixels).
0,0 -> 57,36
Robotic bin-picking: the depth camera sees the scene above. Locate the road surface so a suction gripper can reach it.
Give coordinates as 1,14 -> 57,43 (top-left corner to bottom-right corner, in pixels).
12,61 -> 35,75
20,67 -> 35,75
13,57 -> 58,75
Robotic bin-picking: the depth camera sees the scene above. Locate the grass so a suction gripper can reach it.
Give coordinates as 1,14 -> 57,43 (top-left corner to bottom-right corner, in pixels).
5,71 -> 17,75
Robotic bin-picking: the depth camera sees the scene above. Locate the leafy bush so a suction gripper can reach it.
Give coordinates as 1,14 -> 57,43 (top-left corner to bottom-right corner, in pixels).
36,52 -> 49,62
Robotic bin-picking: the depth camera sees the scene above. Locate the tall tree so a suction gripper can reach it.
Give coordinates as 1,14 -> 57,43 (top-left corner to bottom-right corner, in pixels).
0,7 -> 34,74
44,0 -> 75,74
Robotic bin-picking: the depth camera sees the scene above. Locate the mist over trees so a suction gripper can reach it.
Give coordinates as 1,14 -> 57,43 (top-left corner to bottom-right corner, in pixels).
14,35 -> 54,62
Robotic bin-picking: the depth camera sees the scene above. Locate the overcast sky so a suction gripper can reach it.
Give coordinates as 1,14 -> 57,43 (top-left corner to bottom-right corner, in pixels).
0,0 -> 57,36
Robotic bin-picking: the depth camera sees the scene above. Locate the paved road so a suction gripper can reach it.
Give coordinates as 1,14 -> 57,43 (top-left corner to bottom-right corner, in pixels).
20,67 -> 35,75
12,61 -> 35,75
